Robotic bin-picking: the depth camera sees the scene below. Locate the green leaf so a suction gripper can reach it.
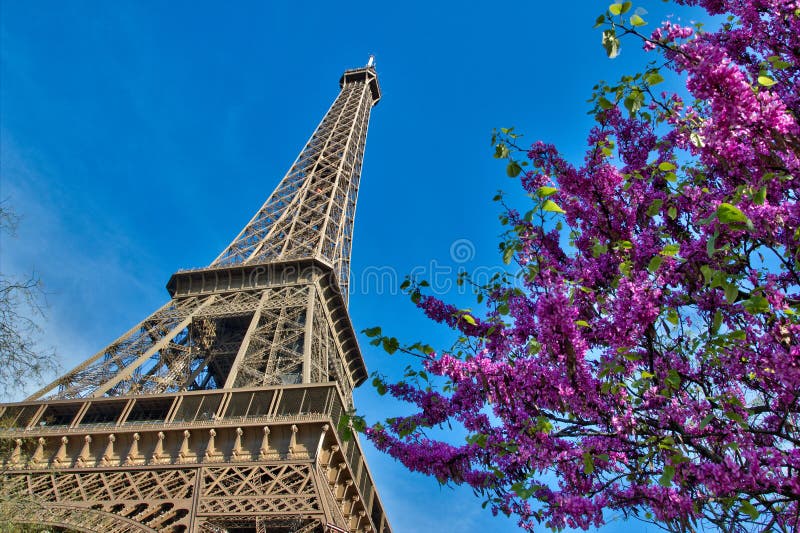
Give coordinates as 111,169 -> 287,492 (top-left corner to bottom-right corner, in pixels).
724,283 -> 739,304
711,310 -> 722,334
768,56 -> 791,69
668,206 -> 677,220
536,186 -> 558,197
742,295 -> 770,314
647,199 -> 663,216
623,351 -> 641,361
598,97 -> 614,110
706,231 -> 717,257
542,200 -> 566,214
729,330 -> 747,340
716,202 -> 749,225
582,452 -> 595,475
645,71 -> 664,86
699,414 -> 714,429
351,415 -> 366,432
700,265 -> 714,284
602,29 -> 621,59
575,320 -> 590,328
724,410 -> 745,424
666,308 -> 679,325
511,482 -> 535,499
739,500 -> 760,520
507,161 -> 522,177
363,326 -> 382,337
661,243 -> 680,257
630,14 -> 646,26
592,242 -> 608,258
753,186 -> 767,205
659,465 -> 676,487
463,314 -> 477,325
666,369 -> 681,389
620,1 -> 632,13
372,376 -> 387,395
658,161 -> 677,171
623,90 -> 644,115
469,433 -> 488,449
502,245 -> 515,264
534,416 -> 553,434
382,337 -> 399,354
670,452 -> 690,465
608,3 -> 623,15
757,75 -> 776,87
648,255 -> 663,273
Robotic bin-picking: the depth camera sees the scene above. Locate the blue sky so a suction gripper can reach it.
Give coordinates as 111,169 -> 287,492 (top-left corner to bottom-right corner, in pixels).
1,1 -> 709,531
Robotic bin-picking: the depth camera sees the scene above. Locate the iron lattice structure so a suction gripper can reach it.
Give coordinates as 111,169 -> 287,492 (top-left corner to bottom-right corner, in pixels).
0,63 -> 390,533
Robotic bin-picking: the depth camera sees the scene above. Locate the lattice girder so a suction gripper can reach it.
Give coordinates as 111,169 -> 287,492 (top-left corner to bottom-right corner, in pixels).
27,261 -> 366,403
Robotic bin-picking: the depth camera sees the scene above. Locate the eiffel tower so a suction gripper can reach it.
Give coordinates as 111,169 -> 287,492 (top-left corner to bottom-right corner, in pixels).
0,59 -> 390,533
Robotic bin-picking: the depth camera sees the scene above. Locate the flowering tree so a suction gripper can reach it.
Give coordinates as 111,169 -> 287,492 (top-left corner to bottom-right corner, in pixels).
360,1 -> 800,531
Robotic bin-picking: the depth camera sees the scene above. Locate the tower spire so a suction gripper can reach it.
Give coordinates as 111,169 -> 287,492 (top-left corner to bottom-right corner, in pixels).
0,64 -> 391,533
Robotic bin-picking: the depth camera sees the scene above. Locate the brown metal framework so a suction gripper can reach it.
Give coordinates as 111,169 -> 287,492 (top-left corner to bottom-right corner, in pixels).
0,62 -> 389,533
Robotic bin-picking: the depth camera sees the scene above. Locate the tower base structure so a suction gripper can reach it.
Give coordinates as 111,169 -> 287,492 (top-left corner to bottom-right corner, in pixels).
1,383 -> 387,532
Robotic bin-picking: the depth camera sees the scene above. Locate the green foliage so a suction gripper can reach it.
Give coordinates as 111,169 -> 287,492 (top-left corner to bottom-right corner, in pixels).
541,200 -> 566,214
757,75 -> 777,87
602,29 -> 621,59
629,14 -> 647,27
716,202 -> 751,229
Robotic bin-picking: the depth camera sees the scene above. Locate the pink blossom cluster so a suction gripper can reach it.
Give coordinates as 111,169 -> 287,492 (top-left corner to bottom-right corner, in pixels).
366,1 -> 800,531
